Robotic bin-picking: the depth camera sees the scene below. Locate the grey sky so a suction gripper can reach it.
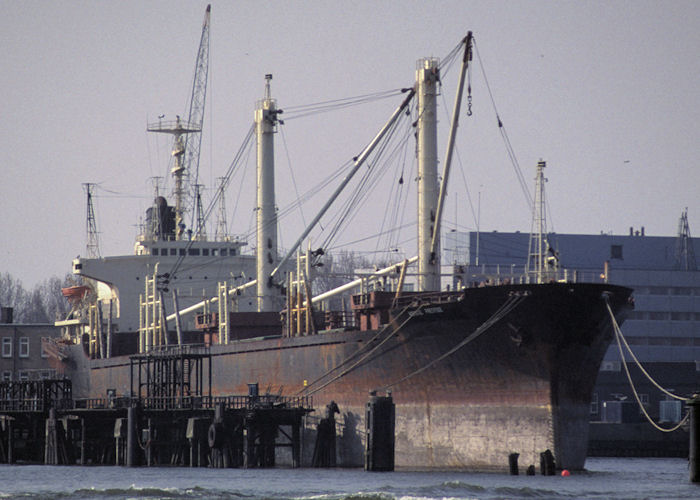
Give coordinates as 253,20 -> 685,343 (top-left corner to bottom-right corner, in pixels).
2,0 -> 699,288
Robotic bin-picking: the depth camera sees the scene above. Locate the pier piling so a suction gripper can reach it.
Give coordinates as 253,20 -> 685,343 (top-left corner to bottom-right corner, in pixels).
1,363 -> 311,469
126,406 -> 137,466
365,392 -> 395,471
689,395 -> 700,483
44,408 -> 58,465
508,453 -> 519,475
540,449 -> 556,475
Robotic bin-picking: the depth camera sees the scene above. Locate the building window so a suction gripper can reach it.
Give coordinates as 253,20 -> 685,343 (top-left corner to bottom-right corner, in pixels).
1,371 -> 11,381
660,400 -> 682,423
220,249 -> 228,257
639,393 -> 649,409
600,361 -> 621,372
188,248 -> 200,256
590,393 -> 599,415
671,312 -> 691,321
18,371 -> 29,381
19,337 -> 29,358
2,337 -> 12,358
627,311 -> 646,320
610,245 -> 623,260
170,248 -> 177,256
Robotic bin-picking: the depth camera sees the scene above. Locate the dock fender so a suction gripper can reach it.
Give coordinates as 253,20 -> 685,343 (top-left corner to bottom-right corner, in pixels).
208,422 -> 224,449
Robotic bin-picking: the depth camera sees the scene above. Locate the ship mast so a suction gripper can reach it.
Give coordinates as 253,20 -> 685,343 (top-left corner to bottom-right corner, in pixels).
526,160 -> 557,282
145,4 -> 210,241
255,74 -> 280,312
194,184 -> 206,241
674,207 -> 697,271
416,57 -> 441,291
83,182 -> 100,258
147,117 -> 201,240
214,176 -> 229,241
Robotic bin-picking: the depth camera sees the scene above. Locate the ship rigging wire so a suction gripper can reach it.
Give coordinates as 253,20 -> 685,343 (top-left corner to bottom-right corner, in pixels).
472,39 -> 533,210
437,38 -> 466,79
166,124 -> 255,279
161,37 -> 535,313
156,88 -> 404,272
281,89 -> 406,121
438,84 -> 479,233
376,292 -> 528,392
300,291 -> 527,398
298,301 -> 424,397
311,100 -> 416,261
374,113 -> 415,260
324,223 -> 415,254
604,298 -> 690,433
280,125 -> 307,229
164,41 -> 470,276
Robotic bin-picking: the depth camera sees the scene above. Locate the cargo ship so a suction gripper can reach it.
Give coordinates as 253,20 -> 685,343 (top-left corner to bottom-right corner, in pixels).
50,10 -> 633,470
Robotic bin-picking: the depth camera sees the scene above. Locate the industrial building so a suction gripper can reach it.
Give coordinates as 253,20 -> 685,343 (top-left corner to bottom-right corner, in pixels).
0,307 -> 62,382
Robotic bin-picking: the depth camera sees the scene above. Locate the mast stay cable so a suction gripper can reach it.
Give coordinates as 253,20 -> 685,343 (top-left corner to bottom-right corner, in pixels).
376,292 -> 527,392
166,124 -> 255,280
472,39 -> 532,209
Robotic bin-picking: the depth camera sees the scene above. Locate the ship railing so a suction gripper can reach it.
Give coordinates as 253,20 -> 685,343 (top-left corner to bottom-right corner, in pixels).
0,397 -> 74,412
0,379 -> 73,412
140,396 -> 207,410
146,118 -> 201,133
392,290 -> 464,310
134,343 -> 211,358
209,394 -> 313,410
5,368 -> 59,381
322,310 -> 355,330
73,398 -> 101,410
453,264 -> 610,286
70,394 -> 314,411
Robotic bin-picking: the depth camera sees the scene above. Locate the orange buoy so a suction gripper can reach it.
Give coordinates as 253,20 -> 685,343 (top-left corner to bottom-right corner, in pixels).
561,469 -> 570,477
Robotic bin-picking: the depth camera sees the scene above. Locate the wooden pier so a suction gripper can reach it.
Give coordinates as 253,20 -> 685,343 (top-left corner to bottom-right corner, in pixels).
0,345 -> 312,467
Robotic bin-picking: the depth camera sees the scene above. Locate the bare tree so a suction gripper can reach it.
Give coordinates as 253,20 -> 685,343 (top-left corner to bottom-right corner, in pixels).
24,288 -> 49,323
0,272 -> 74,323
38,274 -> 73,322
312,250 -> 372,296
0,272 -> 28,322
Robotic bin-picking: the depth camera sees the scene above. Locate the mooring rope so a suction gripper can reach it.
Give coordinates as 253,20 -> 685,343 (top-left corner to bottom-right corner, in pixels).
604,299 -> 690,432
376,292 -> 528,392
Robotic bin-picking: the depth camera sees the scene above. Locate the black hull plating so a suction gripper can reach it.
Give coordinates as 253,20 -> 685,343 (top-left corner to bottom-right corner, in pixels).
61,282 -> 632,470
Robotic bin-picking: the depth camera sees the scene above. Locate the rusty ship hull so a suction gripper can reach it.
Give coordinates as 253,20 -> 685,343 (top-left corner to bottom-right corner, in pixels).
58,281 -> 632,470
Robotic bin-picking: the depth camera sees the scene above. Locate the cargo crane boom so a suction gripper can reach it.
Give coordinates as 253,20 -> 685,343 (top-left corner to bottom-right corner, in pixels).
184,4 -> 211,237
